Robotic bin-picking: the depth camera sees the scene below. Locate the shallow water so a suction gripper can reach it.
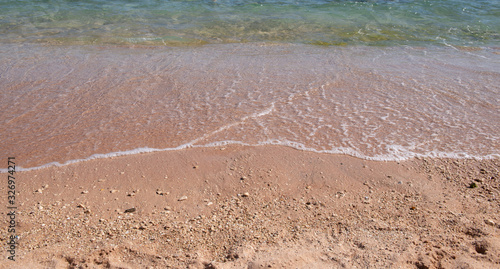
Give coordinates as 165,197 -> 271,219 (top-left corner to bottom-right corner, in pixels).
1,43 -> 499,170
0,0 -> 498,46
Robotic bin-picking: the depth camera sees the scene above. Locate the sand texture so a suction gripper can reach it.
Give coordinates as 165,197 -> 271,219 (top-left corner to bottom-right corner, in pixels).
1,145 -> 499,268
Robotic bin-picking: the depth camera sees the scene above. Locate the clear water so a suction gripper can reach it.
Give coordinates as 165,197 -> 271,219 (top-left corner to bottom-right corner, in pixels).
0,0 -> 498,46
0,1 -> 499,170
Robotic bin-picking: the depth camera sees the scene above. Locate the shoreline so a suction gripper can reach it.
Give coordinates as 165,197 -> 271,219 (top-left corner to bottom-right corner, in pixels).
4,141 -> 499,173
1,145 -> 499,268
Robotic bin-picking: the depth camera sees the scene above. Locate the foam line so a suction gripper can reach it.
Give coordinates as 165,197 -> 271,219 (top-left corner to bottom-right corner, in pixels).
2,139 -> 498,173
0,103 -> 276,173
188,103 -> 275,145
0,143 -> 193,173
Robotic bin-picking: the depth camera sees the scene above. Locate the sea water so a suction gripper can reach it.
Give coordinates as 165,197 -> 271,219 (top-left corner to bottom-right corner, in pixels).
0,0 -> 499,170
1,0 -> 498,47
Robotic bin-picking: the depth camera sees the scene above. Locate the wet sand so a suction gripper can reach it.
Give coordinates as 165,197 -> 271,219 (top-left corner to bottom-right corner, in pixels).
1,145 -> 499,268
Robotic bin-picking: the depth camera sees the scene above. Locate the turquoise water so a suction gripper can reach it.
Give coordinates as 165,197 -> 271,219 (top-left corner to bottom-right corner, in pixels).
0,0 -> 498,46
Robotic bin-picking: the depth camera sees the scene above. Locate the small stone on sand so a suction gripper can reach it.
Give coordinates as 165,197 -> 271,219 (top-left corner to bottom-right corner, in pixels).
124,208 -> 136,213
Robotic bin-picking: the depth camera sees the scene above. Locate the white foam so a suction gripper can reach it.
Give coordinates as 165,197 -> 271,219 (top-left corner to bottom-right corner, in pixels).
2,139 -> 498,173
188,103 -> 275,145
0,143 -> 194,173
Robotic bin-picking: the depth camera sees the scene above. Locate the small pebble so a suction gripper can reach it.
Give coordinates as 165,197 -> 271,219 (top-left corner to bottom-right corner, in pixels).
124,208 -> 136,213
485,219 -> 495,226
156,189 -> 169,195
178,196 -> 188,201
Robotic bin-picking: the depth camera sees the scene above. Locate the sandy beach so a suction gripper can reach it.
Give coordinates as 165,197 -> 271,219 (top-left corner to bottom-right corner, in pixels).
1,145 -> 499,268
